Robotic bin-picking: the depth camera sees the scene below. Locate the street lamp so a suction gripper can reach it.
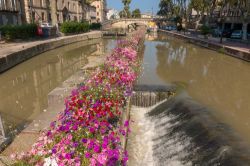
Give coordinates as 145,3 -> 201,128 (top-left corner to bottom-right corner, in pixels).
219,17 -> 225,44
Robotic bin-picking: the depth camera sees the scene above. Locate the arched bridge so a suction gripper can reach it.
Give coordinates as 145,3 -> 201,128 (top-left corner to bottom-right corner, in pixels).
102,18 -> 158,29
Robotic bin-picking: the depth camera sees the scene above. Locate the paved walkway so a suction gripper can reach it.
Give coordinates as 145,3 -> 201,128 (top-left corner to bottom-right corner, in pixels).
178,31 -> 250,53
0,31 -> 101,58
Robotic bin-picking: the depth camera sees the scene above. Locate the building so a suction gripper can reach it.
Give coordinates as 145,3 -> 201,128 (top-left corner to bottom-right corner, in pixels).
107,8 -> 119,20
141,13 -> 152,19
0,0 -> 23,25
85,4 -> 96,23
210,0 -> 250,40
22,0 -> 87,24
90,0 -> 107,22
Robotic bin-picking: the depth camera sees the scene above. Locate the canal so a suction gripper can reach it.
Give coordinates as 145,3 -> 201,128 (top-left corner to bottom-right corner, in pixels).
127,31 -> 250,165
0,38 -> 115,140
139,32 -> 250,144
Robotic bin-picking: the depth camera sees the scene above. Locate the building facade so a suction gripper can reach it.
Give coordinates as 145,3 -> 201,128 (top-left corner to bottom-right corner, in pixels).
85,4 -> 96,23
0,0 -> 23,25
211,0 -> 250,40
23,0 -> 87,24
90,0 -> 106,22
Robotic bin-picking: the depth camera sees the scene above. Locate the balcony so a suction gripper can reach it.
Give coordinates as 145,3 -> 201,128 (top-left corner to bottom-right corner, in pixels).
0,5 -> 19,13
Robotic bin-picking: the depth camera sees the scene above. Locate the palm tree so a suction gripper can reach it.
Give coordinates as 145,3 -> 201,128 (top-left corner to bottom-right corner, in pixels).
122,0 -> 131,7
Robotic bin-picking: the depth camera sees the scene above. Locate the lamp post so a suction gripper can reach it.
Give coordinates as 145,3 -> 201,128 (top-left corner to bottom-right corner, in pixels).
219,17 -> 224,44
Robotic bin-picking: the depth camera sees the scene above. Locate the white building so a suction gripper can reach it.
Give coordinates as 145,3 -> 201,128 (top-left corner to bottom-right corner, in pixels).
141,13 -> 152,19
107,8 -> 119,20
90,0 -> 107,22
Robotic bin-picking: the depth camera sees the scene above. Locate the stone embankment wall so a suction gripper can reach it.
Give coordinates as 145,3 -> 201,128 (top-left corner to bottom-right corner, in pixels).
0,32 -> 102,73
160,30 -> 250,62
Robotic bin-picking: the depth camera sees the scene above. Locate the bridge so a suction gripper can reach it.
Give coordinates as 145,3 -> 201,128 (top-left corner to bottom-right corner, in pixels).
102,18 -> 166,29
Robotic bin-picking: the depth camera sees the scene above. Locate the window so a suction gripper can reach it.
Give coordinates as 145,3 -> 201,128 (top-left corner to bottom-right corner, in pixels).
41,12 -> 45,21
97,12 -> 99,16
49,13 -> 51,21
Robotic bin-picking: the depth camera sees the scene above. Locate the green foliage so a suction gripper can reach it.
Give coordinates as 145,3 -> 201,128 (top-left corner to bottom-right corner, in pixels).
158,0 -> 173,17
199,25 -> 211,35
0,24 -> 37,40
60,21 -> 90,34
121,0 -> 132,18
119,9 -> 131,18
122,0 -> 131,7
90,23 -> 102,30
132,8 -> 141,18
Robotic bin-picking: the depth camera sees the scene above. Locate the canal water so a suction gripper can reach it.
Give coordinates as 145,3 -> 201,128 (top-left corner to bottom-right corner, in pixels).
127,32 -> 250,165
138,32 -> 250,143
0,38 -> 115,140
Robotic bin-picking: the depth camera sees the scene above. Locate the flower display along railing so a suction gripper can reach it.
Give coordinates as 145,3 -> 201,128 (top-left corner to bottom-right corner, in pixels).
12,30 -> 145,166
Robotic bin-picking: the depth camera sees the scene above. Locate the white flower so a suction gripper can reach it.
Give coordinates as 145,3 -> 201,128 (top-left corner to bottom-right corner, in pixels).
43,157 -> 58,166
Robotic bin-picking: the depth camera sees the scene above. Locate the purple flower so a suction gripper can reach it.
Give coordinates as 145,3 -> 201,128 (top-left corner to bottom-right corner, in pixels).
65,153 -> 72,159
124,120 -> 129,127
89,127 -> 95,133
85,152 -> 91,158
52,148 -> 57,154
73,142 -> 79,148
82,138 -> 87,143
94,145 -> 100,153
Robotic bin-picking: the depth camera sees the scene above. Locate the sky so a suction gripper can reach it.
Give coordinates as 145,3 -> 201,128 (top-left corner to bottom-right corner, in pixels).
107,0 -> 160,15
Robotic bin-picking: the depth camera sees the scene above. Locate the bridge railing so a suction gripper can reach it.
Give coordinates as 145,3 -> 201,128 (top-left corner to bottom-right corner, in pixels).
102,18 -> 154,26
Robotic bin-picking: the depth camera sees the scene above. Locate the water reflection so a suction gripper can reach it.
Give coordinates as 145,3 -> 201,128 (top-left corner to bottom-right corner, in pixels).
0,38 -> 115,139
140,32 -> 250,143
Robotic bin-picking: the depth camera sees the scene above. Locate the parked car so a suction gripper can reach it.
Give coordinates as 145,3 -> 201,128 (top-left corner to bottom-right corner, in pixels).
171,25 -> 177,31
222,29 -> 233,38
230,30 -> 243,39
164,25 -> 177,31
212,28 -> 222,37
247,32 -> 250,39
40,23 -> 53,28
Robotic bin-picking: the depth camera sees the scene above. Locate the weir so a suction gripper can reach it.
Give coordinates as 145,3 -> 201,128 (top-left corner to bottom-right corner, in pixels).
127,85 -> 250,165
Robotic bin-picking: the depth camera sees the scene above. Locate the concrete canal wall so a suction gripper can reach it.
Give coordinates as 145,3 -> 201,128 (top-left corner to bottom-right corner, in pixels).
159,30 -> 250,62
0,31 -> 102,73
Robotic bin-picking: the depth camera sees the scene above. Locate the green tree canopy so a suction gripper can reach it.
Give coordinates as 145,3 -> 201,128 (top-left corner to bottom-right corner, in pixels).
122,0 -> 132,7
132,9 -> 141,18
157,0 -> 173,17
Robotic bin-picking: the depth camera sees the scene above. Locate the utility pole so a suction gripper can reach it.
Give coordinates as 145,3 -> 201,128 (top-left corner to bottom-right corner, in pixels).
152,7 -> 153,18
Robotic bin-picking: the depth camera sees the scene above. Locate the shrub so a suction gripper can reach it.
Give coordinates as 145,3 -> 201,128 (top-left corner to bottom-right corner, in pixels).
0,24 -> 37,40
90,23 -> 102,30
199,25 -> 211,36
60,21 -> 90,34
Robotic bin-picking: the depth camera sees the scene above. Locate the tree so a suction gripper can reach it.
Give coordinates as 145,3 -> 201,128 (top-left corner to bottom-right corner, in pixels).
157,0 -> 173,18
119,10 -> 131,18
122,0 -> 132,7
132,9 -> 141,18
121,0 -> 132,18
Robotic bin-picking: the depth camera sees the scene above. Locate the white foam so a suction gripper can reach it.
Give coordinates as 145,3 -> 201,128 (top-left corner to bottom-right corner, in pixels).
127,101 -> 193,166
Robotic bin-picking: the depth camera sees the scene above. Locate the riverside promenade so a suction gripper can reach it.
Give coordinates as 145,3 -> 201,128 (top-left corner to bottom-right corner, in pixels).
160,29 -> 250,62
0,31 -> 102,73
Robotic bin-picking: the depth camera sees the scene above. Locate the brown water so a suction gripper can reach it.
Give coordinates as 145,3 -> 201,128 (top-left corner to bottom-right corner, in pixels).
0,38 -> 115,138
139,32 -> 250,144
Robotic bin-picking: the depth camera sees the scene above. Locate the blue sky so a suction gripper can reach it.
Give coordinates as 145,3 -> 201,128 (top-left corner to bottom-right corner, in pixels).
107,0 -> 160,14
